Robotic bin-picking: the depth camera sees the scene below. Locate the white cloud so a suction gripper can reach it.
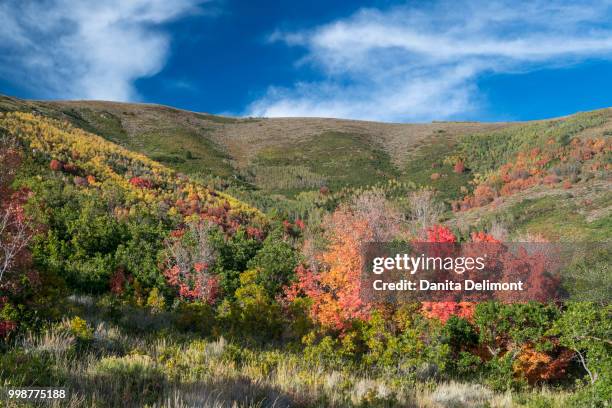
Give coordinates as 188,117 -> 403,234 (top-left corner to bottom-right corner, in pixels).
0,0 -> 206,101
249,0 -> 612,122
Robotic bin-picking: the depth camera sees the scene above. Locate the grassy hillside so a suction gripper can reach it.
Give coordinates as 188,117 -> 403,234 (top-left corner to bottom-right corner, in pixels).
0,95 -> 507,192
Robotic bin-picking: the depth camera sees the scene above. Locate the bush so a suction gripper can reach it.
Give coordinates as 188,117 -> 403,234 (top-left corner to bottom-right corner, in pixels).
247,228 -> 299,296
442,316 -> 478,355
550,302 -> 611,387
216,269 -> 284,342
174,301 -> 216,335
485,353 -> 527,391
146,287 -> 166,312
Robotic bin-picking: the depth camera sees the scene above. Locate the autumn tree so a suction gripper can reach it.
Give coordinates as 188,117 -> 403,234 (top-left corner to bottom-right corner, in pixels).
0,198 -> 33,282
0,132 -> 32,283
164,221 -> 219,303
351,189 -> 404,241
287,191 -> 403,330
408,188 -> 444,234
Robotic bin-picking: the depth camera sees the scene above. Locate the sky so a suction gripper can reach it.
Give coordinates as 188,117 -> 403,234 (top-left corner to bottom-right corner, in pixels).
1,0 -> 612,123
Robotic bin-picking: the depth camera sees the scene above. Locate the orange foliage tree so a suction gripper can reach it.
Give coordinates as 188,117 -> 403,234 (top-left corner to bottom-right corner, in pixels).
286,191 -> 402,330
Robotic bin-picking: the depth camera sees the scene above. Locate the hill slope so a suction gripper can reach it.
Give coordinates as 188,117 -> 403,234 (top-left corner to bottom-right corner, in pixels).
0,95 -> 509,193
1,94 -> 610,241
0,111 -> 266,291
0,97 -> 610,408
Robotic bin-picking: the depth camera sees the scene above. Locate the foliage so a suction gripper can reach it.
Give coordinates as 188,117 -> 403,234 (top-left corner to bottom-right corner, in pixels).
164,221 -> 219,303
455,134 -> 611,211
550,302 -> 611,387
246,227 -> 299,296
1,112 -> 266,297
217,269 -> 284,341
285,191 -> 406,330
0,106 -> 610,404
65,316 -> 93,342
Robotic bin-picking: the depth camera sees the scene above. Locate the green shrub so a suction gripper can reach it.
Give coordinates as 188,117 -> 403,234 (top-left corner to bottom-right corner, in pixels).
216,269 -> 284,342
550,302 -> 611,388
485,353 -> 527,391
247,228 -> 299,296
210,227 -> 261,297
442,316 -> 478,354
174,301 -> 216,335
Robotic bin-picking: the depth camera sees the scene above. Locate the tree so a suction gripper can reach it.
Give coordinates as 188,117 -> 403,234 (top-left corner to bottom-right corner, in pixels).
0,199 -> 33,282
164,221 -> 219,303
550,302 -> 612,385
0,133 -> 32,283
408,188 -> 444,234
247,228 -> 299,296
286,192 -> 402,330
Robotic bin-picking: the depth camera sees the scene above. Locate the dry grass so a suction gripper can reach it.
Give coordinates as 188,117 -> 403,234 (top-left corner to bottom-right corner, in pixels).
2,307 -> 573,408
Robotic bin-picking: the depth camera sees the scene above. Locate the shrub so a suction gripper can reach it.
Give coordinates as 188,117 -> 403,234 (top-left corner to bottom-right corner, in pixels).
247,228 -> 298,296
146,287 -> 166,313
453,160 -> 466,174
513,342 -> 574,385
65,316 -> 93,343
49,159 -> 62,171
217,269 -> 283,341
174,301 -> 216,335
442,316 -> 478,354
485,353 -> 527,391
550,302 -> 612,387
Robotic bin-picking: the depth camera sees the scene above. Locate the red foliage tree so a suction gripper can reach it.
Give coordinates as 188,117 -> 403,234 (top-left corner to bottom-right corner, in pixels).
129,177 -> 154,189
164,221 -> 219,304
0,134 -> 35,339
49,159 -> 63,172
453,160 -> 466,174
420,225 -> 468,322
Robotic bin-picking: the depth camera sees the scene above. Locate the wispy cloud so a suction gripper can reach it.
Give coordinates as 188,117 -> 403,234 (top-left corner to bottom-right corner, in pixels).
0,0 -> 207,101
249,0 -> 612,122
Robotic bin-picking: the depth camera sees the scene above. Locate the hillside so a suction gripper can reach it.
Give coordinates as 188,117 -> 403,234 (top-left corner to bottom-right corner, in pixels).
0,97 -> 610,407
1,94 -> 610,241
0,94 -> 509,194
0,111 -> 267,293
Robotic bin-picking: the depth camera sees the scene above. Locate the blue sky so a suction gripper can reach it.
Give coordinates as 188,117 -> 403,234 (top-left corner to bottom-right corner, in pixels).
1,0 -> 612,122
